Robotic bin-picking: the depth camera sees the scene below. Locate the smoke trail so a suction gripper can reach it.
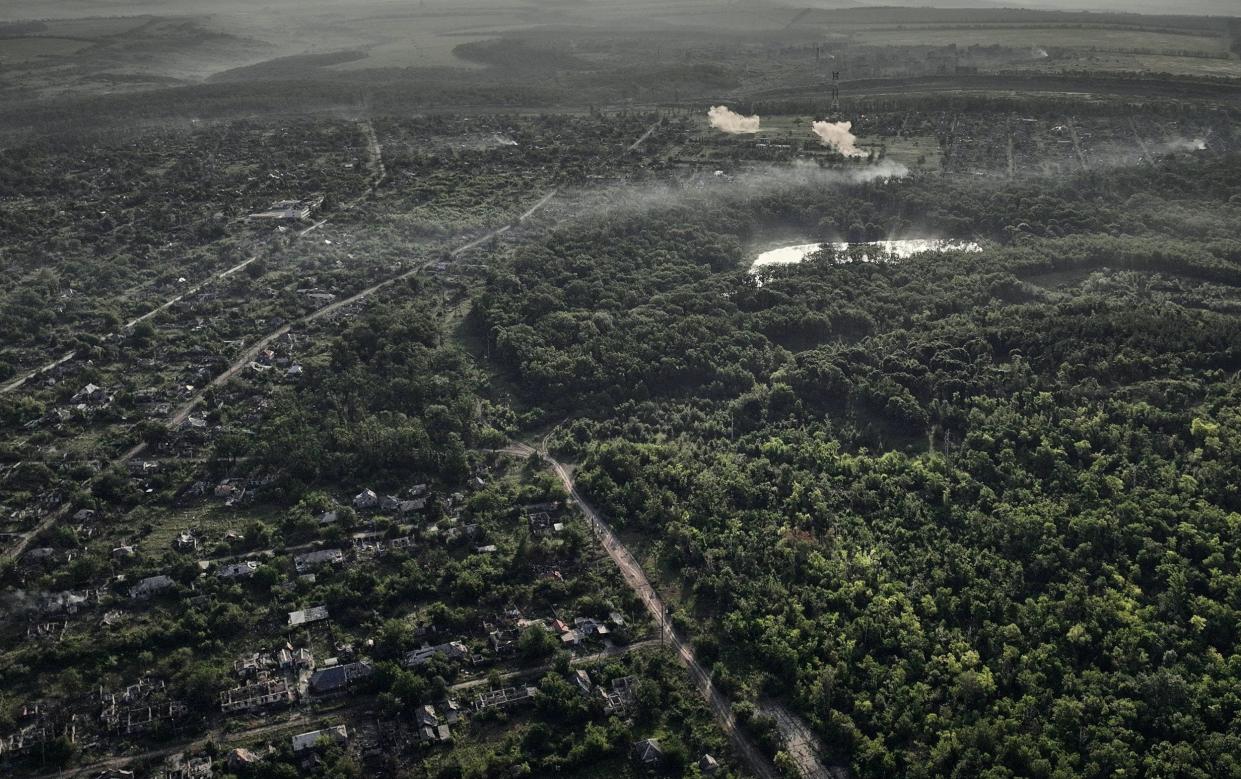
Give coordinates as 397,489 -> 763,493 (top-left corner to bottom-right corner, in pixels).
708,105 -> 761,134
1161,138 -> 1206,152
812,120 -> 867,158
551,158 -> 910,227
840,158 -> 908,182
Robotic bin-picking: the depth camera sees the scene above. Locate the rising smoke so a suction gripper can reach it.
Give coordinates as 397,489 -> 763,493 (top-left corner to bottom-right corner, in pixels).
812,120 -> 868,158
1161,138 -> 1207,152
557,158 -> 909,226
708,105 -> 761,134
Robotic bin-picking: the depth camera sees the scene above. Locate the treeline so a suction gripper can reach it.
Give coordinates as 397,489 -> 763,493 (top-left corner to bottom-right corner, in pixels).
474,153 -> 1241,415
828,7 -> 1224,30
476,147 -> 1241,776
245,294 -> 489,501
0,77 -> 560,140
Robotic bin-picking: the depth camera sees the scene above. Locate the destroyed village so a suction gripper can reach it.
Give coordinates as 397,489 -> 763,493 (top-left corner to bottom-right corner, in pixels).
1,0 -> 1240,778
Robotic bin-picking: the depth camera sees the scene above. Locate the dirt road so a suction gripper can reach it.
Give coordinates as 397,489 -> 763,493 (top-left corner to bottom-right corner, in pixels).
31,702 -> 353,779
1067,117 -> 1089,170
504,439 -> 846,778
0,351 -> 76,395
760,700 -> 846,779
0,504 -> 67,563
626,118 -> 663,153
449,639 -> 660,694
2,255 -> 262,396
504,441 -> 780,779
360,119 -> 386,194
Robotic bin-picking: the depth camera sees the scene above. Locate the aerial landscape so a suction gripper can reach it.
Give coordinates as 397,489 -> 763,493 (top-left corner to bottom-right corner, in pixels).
0,0 -> 1239,777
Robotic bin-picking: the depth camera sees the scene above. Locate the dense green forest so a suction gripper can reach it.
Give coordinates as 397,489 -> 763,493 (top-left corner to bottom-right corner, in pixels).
473,152 -> 1241,777
249,294 -> 488,498
5,0 -> 1241,774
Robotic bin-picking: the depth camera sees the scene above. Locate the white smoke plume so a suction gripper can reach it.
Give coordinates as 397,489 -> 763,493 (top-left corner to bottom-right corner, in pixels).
812,120 -> 868,158
708,105 -> 761,134
550,158 -> 910,227
1161,138 -> 1207,152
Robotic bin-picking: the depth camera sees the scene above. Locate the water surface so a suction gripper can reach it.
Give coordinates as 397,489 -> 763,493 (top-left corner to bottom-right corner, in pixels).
751,239 -> 981,273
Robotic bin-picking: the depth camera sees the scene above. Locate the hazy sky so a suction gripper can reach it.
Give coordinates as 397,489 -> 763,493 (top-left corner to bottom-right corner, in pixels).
2,0 -> 1238,18
819,0 -> 1237,13
1021,0 -> 1237,13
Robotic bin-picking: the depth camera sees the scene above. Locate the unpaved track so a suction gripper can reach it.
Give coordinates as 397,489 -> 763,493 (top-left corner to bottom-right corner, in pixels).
360,118 -> 386,194
450,639 -> 660,693
1130,116 -> 1154,161
503,440 -> 780,779
29,704 -> 354,779
760,700 -> 845,779
1,351 -> 76,394
505,439 -> 846,778
625,118 -> 663,153
517,189 -> 557,221
1067,117 -> 1088,169
5,248 -> 282,397
1,504 -> 67,563
2,257 -> 261,396
124,255 -> 260,330
4,255 -> 261,394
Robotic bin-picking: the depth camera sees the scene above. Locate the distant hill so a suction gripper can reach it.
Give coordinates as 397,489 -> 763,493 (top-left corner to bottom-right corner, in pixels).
1022,0 -> 1237,15
783,0 -> 1238,17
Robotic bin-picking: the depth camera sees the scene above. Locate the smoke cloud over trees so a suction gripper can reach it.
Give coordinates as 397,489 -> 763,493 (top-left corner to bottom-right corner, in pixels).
708,105 -> 761,134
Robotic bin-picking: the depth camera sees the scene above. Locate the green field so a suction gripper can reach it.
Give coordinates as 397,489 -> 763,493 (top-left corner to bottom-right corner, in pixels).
324,8 -> 535,70
36,16 -> 153,38
133,503 -> 274,556
1019,51 -> 1241,79
871,134 -> 943,169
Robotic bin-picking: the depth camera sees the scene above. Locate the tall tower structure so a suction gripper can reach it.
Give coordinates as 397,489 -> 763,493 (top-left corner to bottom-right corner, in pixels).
829,70 -> 841,116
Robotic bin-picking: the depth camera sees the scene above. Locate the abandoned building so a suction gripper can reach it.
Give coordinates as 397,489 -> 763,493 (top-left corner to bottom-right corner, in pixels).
309,661 -> 373,696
